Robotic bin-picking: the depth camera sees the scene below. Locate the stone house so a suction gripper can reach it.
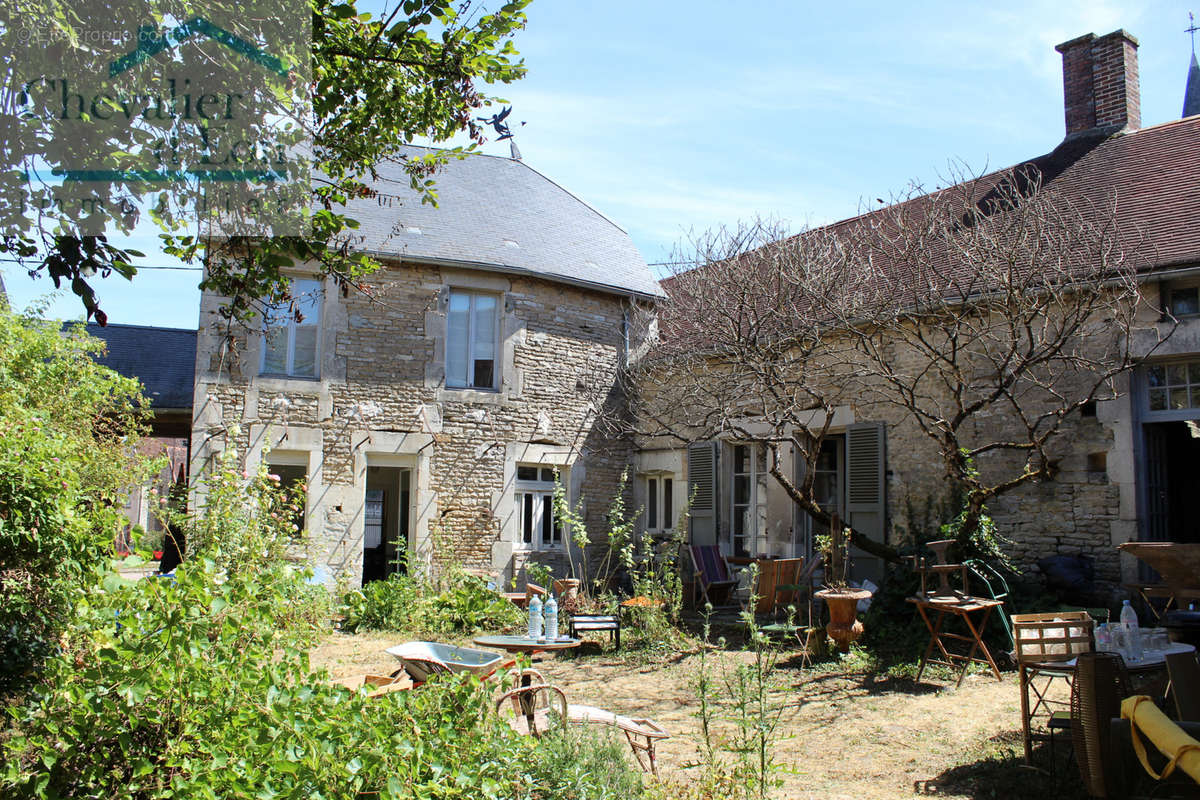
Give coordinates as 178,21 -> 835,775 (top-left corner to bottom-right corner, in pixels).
642,29 -> 1200,596
190,147 -> 663,587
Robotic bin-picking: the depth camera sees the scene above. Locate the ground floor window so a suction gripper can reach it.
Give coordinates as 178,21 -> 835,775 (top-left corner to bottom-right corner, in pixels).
266,461 -> 308,537
729,443 -> 768,558
516,465 -> 563,550
646,475 -> 674,532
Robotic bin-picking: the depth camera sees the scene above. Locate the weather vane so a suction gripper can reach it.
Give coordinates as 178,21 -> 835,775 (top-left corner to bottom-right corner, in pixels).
1189,11 -> 1198,54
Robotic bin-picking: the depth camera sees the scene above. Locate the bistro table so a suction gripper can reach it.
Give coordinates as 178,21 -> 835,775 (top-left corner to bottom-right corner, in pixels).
1018,640 -> 1196,764
472,634 -> 581,656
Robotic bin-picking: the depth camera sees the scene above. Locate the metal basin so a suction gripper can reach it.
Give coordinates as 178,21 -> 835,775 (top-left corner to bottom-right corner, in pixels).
385,641 -> 504,683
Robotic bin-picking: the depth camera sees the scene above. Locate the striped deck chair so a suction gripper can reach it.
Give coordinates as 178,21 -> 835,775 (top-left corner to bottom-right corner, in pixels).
689,544 -> 739,608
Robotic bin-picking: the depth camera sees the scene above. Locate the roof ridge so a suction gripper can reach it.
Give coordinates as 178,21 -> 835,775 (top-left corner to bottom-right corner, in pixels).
79,322 -> 197,333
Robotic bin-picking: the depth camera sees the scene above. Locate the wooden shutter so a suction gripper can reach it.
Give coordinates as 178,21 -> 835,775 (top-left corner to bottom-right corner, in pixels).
687,442 -> 719,546
845,422 -> 886,583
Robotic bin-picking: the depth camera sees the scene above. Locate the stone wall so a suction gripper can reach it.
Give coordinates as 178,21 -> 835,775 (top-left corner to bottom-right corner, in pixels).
190,259 -> 645,587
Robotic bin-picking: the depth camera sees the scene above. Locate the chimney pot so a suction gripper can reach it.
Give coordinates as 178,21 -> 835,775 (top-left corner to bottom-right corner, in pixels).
1055,29 -> 1141,138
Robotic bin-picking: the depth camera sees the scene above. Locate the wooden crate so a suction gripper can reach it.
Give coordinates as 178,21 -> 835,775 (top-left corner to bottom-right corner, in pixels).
1011,610 -> 1094,664
330,672 -> 413,696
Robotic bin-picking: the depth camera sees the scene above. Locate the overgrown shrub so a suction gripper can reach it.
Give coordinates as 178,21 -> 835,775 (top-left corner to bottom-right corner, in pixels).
0,307 -> 153,693
2,557 -> 640,799
341,564 -> 522,635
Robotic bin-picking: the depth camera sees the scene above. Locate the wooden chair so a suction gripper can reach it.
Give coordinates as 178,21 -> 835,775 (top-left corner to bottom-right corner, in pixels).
1012,610 -> 1094,765
688,544 -> 739,608
1166,650 -> 1200,721
495,681 -> 567,737
494,675 -> 670,775
759,556 -> 824,667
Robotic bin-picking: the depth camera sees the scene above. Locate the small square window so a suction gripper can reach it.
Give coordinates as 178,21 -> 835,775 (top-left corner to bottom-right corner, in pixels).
1171,287 -> 1200,317
516,466 -> 538,481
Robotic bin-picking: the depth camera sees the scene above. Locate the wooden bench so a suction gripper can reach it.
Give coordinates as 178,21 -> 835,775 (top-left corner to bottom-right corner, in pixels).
569,614 -> 620,650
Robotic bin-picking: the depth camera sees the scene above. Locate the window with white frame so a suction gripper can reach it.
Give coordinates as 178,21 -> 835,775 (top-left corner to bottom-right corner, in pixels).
262,278 -> 322,378
645,475 -> 674,532
729,443 -> 767,558
446,289 -> 499,390
515,465 -> 563,549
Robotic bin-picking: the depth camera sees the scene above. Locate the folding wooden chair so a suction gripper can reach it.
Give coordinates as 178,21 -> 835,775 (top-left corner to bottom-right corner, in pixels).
759,556 -> 824,666
689,544 -> 739,608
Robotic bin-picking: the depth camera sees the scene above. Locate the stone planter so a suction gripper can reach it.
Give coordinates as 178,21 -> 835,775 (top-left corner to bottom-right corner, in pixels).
814,588 -> 872,653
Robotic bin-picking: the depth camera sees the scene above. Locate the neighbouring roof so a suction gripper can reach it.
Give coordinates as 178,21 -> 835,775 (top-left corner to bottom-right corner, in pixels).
657,116 -> 1200,348
664,114 -> 1200,300
76,323 -> 197,410
344,146 -> 664,299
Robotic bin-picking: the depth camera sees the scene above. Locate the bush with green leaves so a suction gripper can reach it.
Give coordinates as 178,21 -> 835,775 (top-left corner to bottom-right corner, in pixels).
0,305 -> 154,692
341,563 -> 521,635
2,557 -> 642,799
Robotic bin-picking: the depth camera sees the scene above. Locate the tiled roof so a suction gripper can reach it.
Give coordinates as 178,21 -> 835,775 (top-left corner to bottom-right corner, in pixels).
343,146 -> 664,299
662,115 -> 1200,301
1023,117 -> 1200,272
76,323 -> 197,410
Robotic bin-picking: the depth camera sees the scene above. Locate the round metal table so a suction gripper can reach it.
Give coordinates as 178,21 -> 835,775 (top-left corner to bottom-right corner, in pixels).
473,634 -> 581,655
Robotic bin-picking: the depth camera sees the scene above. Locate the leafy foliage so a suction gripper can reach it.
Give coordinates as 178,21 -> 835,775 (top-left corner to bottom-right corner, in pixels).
0,305 -> 152,692
167,429 -> 309,576
2,558 -> 636,800
340,563 -> 521,635
7,0 -> 532,324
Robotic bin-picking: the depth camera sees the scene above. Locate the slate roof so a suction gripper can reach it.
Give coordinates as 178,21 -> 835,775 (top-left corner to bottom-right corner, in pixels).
344,147 -> 664,299
78,323 -> 197,410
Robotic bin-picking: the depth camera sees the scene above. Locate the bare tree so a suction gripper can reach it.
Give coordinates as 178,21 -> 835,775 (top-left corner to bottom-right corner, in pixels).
627,165 -> 1171,563
628,219 -> 891,559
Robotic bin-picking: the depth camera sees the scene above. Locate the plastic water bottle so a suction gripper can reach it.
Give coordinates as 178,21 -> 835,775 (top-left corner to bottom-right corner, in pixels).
528,594 -> 543,639
544,593 -> 558,641
1120,600 -> 1142,661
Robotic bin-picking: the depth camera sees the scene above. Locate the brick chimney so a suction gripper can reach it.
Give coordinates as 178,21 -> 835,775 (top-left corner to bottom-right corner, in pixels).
1055,29 -> 1141,138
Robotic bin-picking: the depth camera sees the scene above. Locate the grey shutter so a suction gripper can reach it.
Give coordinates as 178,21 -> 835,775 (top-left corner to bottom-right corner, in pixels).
687,442 -> 719,546
845,422 -> 886,583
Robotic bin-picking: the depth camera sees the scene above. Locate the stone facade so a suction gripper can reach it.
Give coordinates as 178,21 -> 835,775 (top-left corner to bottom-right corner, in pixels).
190,259 -> 648,588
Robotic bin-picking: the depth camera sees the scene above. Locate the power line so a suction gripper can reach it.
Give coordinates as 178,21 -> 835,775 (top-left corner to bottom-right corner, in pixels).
0,257 -> 201,271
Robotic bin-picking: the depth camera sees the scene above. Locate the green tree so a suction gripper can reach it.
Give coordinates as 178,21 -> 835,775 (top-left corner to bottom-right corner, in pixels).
2,0 -> 531,323
0,303 -> 154,691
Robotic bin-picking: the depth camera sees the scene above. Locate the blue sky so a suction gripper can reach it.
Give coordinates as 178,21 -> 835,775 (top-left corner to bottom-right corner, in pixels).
4,0 -> 1198,327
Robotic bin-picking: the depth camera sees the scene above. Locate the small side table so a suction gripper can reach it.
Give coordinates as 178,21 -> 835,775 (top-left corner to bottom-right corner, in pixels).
569,614 -> 621,650
908,595 -> 1004,687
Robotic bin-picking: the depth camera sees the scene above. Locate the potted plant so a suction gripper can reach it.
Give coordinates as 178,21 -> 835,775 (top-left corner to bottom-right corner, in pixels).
813,513 -> 872,653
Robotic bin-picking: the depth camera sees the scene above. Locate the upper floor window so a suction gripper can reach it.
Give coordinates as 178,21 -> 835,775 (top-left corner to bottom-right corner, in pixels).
262,278 -> 322,378
1165,283 -> 1200,318
515,465 -> 563,550
646,475 -> 674,532
447,290 -> 498,390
